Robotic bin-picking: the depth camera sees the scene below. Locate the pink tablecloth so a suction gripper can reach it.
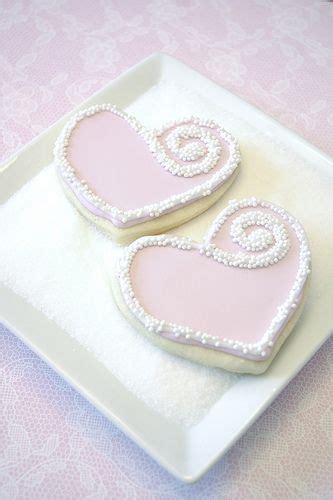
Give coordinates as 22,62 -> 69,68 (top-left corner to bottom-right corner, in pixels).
0,1 -> 332,498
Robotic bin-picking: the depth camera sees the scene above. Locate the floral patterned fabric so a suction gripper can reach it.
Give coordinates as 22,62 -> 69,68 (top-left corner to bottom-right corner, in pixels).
0,1 -> 332,498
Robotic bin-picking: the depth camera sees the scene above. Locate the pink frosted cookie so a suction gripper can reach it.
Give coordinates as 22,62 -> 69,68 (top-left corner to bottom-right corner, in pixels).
54,104 -> 240,243
113,198 -> 311,374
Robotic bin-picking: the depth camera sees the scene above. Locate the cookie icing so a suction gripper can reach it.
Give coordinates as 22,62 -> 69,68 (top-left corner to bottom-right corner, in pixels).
116,198 -> 311,361
54,104 -> 240,228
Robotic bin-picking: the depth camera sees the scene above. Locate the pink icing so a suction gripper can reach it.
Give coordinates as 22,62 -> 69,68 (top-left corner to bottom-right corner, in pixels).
66,111 -> 230,210
130,207 -> 303,349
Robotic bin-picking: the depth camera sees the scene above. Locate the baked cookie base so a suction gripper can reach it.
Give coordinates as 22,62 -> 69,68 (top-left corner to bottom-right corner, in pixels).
112,275 -> 309,375
58,168 -> 239,245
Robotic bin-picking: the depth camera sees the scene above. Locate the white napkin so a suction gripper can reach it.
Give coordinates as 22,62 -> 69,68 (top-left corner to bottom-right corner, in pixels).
0,81 -> 331,426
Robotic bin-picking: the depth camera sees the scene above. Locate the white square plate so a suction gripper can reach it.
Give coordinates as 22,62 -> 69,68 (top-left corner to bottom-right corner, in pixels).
0,53 -> 332,482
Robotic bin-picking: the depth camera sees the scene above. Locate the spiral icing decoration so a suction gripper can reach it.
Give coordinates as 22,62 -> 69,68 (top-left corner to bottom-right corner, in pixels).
204,200 -> 291,269
55,105 -> 240,226
153,118 -> 237,178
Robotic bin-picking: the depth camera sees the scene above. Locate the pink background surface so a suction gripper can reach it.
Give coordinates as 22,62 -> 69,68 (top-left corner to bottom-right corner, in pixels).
0,1 -> 332,498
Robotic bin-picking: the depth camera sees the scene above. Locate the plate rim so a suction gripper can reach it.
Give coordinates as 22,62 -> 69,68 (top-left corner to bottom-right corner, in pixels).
0,52 -> 332,483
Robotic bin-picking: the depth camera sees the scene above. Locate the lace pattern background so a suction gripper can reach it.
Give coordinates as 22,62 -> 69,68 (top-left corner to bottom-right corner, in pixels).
0,1 -> 332,498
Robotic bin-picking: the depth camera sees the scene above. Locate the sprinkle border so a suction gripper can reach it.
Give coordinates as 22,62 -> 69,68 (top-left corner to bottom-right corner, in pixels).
116,198 -> 311,361
54,104 -> 240,227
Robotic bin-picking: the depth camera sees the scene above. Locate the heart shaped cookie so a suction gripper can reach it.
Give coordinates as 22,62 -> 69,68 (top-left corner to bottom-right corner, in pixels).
54,104 -> 240,243
113,198 -> 311,374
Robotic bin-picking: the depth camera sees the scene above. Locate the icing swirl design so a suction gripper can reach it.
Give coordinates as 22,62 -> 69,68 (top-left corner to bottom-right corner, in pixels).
54,104 -> 240,227
116,198 -> 311,361
154,121 -> 225,177
203,206 -> 291,268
